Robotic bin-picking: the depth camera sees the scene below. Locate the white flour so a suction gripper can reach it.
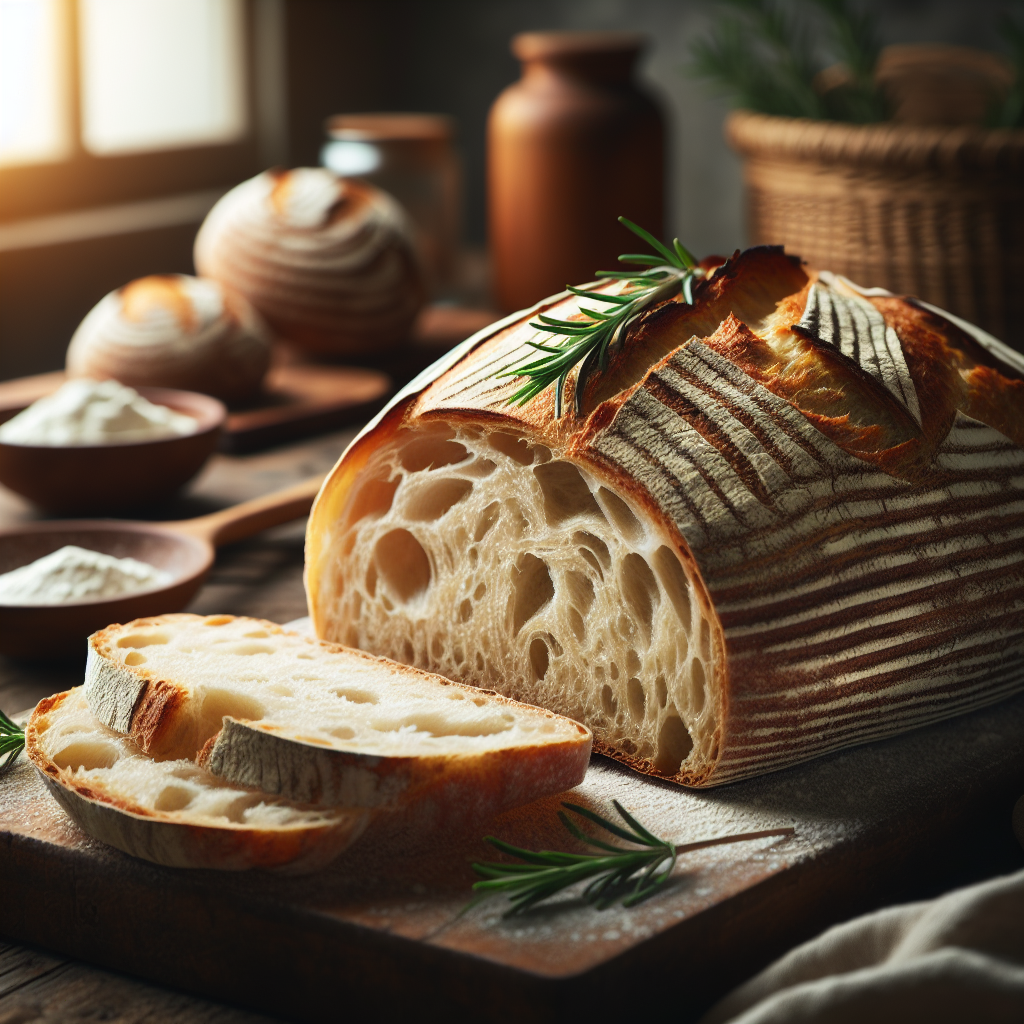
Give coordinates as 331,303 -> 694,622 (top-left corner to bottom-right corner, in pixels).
0,378 -> 197,446
0,545 -> 171,605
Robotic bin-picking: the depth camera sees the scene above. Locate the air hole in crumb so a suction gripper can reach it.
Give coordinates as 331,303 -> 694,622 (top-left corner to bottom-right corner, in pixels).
473,502 -> 500,541
116,632 -> 169,649
344,475 -> 400,527
52,741 -> 119,772
533,462 -> 603,525
691,659 -> 706,714
574,532 -> 610,575
199,691 -> 266,738
333,688 -> 377,705
511,553 -> 554,635
475,652 -> 485,672
448,691 -> 465,700
243,630 -> 270,639
610,662 -> 620,681
653,546 -> 692,627
472,697 -> 487,707
331,726 -> 356,740
466,458 -> 497,477
395,712 -> 512,738
124,651 -> 146,666
620,553 -> 659,643
600,684 -> 617,716
569,609 -> 585,641
468,548 -> 479,567
229,643 -> 275,656
154,786 -> 193,812
474,582 -> 486,600
655,675 -> 668,708
407,477 -> 473,521
597,487 -> 643,542
431,636 -> 444,660
268,683 -> 293,697
459,599 -> 473,623
402,639 -> 415,663
454,646 -> 465,665
488,432 -> 533,465
375,529 -> 431,603
564,570 -> 595,616
654,713 -> 693,775
627,678 -> 646,721
203,616 -> 232,626
626,650 -> 641,676
399,436 -> 468,472
365,563 -> 378,598
530,637 -> 549,680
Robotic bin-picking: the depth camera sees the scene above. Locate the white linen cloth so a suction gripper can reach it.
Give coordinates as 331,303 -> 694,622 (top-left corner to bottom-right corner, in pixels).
701,869 -> 1024,1024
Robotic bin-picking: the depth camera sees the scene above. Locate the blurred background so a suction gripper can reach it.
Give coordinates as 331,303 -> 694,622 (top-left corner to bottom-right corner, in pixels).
0,0 -> 1018,381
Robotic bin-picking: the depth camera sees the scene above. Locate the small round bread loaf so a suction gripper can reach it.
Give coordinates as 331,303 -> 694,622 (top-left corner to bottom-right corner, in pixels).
66,275 -> 271,404
194,167 -> 426,357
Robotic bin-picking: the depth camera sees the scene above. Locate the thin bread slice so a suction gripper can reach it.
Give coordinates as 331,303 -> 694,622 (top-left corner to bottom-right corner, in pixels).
27,688 -> 368,871
84,614 -> 592,817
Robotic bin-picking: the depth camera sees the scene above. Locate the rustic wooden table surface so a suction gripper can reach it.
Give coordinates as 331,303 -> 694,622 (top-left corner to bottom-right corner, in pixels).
0,428 -> 358,1024
1,427 -> 1021,1024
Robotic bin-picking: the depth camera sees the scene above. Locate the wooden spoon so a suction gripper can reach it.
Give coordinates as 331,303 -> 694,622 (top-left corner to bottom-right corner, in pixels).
0,475 -> 324,659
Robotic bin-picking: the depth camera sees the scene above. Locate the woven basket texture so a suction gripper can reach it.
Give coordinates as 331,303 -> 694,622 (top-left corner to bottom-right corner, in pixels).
727,111 -> 1024,351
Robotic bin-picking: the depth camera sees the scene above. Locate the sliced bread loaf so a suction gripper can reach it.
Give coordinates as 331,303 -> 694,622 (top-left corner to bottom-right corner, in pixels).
84,614 -> 592,819
26,688 -> 367,871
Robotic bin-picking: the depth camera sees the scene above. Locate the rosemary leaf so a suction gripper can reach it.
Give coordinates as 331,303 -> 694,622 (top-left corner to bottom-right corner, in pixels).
471,800 -> 795,916
497,217 -> 705,418
0,709 -> 26,773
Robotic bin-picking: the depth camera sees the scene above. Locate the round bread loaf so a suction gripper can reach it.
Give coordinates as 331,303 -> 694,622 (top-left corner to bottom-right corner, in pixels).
194,168 -> 426,357
306,246 -> 1024,789
66,274 -> 271,405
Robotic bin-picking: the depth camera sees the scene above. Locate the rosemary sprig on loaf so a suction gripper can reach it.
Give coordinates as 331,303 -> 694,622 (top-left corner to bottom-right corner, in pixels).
497,217 -> 705,417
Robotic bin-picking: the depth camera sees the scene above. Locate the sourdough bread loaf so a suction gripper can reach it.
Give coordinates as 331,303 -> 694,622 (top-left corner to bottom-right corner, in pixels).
305,246 -> 1024,788
26,688 -> 366,871
84,614 -> 591,821
194,168 -> 425,357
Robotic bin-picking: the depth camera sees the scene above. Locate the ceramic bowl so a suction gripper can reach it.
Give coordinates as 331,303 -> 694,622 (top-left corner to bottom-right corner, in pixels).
0,387 -> 226,515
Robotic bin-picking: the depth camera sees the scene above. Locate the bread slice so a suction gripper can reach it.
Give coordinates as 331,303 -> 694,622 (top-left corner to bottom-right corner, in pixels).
84,614 -> 592,820
26,688 -> 366,871
305,246 -> 1024,788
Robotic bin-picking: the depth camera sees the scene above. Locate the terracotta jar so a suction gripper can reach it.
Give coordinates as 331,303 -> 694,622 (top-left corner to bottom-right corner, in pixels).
488,31 -> 664,313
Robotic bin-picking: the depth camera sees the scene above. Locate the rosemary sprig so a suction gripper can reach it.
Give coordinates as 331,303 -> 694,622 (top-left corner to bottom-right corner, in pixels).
0,709 -> 25,774
472,799 -> 794,915
497,217 -> 705,418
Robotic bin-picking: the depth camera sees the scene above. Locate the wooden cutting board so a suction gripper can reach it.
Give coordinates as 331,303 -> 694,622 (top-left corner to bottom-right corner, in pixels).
1,693 -> 1020,1023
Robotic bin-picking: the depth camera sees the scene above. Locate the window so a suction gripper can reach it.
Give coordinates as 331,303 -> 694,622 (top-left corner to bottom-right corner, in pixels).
0,0 -> 270,223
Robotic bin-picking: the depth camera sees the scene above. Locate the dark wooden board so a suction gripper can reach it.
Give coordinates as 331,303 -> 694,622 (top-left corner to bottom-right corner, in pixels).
1,694 -> 1021,1024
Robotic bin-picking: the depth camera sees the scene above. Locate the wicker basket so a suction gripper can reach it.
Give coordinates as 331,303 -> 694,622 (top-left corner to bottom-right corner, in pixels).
726,111 -> 1024,351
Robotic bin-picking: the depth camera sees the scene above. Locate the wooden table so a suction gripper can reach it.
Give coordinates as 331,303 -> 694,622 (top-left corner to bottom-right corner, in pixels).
1,429 -> 1021,1024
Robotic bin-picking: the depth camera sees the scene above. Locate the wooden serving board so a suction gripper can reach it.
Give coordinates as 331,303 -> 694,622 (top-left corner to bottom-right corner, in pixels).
1,694 -> 1021,1023
0,366 -> 391,455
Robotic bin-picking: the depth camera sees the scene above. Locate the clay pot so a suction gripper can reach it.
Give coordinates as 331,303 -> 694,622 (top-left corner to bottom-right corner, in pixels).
488,31 -> 664,313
